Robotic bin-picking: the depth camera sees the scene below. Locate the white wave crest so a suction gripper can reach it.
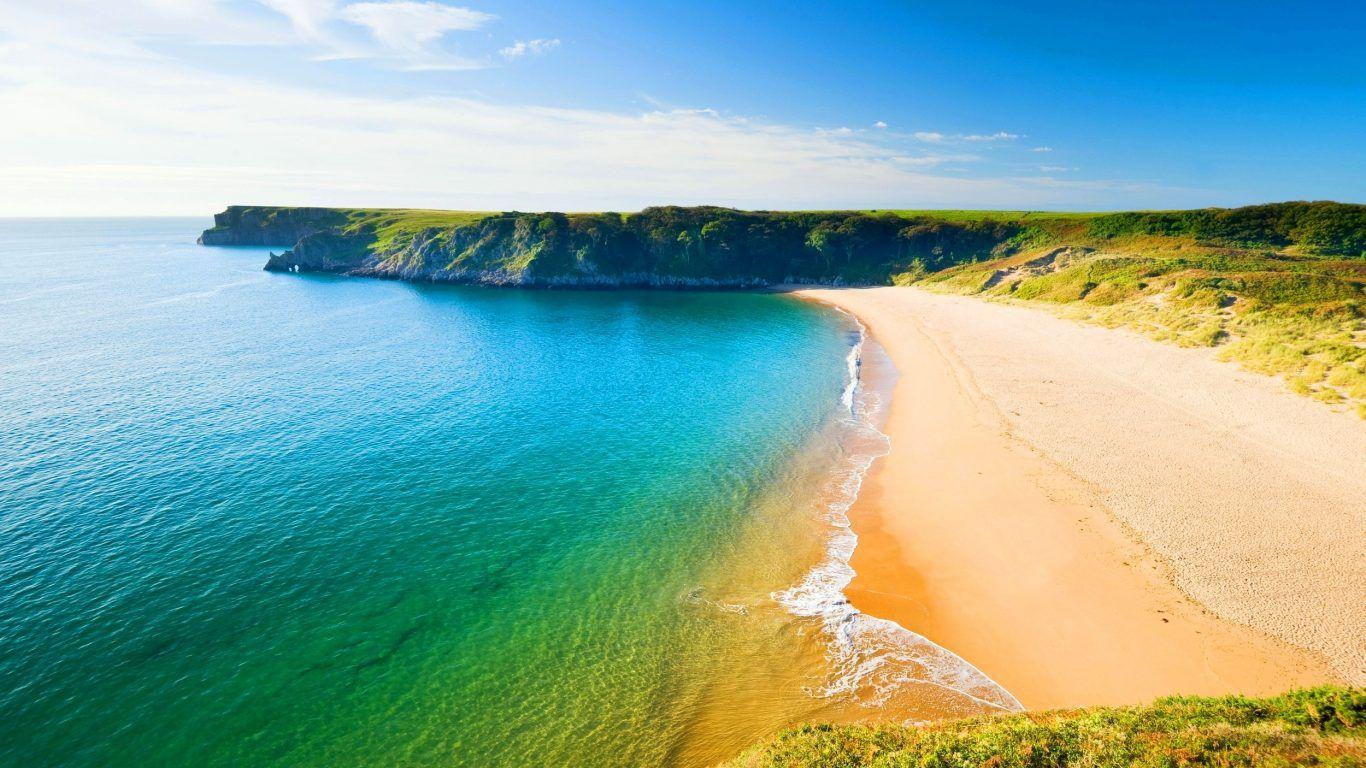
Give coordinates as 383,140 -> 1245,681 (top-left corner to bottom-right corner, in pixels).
773,311 -> 1022,714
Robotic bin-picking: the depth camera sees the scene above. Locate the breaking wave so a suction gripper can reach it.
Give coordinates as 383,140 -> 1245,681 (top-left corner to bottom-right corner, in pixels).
773,311 -> 1022,714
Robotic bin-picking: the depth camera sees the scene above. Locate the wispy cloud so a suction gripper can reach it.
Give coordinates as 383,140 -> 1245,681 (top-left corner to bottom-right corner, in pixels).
257,0 -> 339,41
338,1 -> 493,68
962,131 -> 1020,142
500,38 -> 560,60
0,0 -> 298,57
0,0 -> 503,70
1031,146 -> 1053,152
0,1 -> 1196,214
0,63 -> 1177,213
892,154 -> 982,167
913,130 -> 1020,144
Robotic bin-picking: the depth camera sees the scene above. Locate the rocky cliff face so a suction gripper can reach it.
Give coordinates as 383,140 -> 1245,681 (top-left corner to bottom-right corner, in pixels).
263,232 -> 772,287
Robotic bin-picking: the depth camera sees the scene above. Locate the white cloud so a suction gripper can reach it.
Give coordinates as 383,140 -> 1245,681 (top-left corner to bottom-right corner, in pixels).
873,120 -> 887,129
962,131 -> 1020,142
500,38 -> 560,60
0,0 -> 499,69
0,2 -> 1196,215
892,154 -> 982,167
0,60 -> 1178,214
0,0 -> 298,56
1039,165 -> 1077,173
257,0 -> 338,40
914,130 -> 1024,145
339,1 -> 494,67
1031,146 -> 1053,152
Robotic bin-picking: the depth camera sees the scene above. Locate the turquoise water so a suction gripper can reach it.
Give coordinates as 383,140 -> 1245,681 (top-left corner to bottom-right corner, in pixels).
0,219 -> 867,766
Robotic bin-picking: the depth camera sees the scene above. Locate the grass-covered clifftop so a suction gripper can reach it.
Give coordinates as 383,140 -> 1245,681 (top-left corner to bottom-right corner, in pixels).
201,201 -> 1365,411
206,204 -> 1053,286
202,202 -> 1363,286
722,687 -> 1364,768
198,206 -> 491,249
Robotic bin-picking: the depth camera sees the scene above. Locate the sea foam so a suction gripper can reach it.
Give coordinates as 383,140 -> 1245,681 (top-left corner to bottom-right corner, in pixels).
773,311 -> 1022,715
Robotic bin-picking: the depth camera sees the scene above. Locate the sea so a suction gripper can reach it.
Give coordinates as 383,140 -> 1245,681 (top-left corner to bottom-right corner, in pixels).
0,218 -> 1014,767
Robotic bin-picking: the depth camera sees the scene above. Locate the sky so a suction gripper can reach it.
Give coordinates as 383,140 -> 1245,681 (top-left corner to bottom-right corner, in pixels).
0,0 -> 1362,215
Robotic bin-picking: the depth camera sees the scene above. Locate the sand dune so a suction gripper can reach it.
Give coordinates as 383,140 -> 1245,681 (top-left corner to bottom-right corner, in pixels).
792,286 -> 1364,709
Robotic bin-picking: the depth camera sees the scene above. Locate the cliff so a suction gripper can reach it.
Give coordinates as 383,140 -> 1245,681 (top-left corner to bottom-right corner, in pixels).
201,202 -> 1363,288
244,206 -> 1032,287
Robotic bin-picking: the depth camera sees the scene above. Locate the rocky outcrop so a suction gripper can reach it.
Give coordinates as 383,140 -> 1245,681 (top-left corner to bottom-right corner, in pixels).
263,231 -> 375,273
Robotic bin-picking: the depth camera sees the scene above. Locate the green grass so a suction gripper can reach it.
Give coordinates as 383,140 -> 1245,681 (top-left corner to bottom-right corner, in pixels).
201,206 -> 493,252
722,687 -> 1365,768
338,208 -> 494,253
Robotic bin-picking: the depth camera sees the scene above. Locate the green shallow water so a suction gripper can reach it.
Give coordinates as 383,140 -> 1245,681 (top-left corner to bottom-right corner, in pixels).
0,219 -> 867,766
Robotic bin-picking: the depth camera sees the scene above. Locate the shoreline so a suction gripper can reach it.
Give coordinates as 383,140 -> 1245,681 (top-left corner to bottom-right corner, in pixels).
772,310 -> 1024,720
787,285 -> 1360,710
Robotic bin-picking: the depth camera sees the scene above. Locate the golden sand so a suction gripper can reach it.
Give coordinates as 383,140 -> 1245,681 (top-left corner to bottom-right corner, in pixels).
791,286 -> 1359,709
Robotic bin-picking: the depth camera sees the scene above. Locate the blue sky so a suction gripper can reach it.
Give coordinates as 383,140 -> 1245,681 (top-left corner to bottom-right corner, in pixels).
0,0 -> 1362,214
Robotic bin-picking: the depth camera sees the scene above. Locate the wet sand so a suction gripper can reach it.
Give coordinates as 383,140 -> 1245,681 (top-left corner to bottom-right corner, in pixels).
790,286 -> 1363,709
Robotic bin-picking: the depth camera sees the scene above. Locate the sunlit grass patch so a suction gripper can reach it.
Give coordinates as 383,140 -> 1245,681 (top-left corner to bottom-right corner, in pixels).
723,687 -> 1365,768
342,209 -> 494,253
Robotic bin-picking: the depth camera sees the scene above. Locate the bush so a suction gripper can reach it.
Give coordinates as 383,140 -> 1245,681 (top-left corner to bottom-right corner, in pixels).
1087,202 -> 1366,256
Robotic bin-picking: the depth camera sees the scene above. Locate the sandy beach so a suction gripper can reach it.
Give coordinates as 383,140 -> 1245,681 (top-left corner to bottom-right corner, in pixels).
792,286 -> 1365,710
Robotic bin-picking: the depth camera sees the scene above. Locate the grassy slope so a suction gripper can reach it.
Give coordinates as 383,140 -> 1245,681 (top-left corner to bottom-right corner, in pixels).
918,234 -> 1366,416
722,687 -> 1364,768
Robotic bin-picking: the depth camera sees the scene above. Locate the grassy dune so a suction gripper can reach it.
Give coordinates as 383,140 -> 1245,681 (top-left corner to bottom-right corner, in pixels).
723,687 -> 1364,768
919,234 -> 1366,416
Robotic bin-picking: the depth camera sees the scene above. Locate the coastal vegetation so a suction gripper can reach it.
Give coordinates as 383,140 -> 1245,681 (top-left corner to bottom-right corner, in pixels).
921,225 -> 1366,415
201,201 -> 1365,412
200,202 -> 1363,281
723,687 -> 1365,768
